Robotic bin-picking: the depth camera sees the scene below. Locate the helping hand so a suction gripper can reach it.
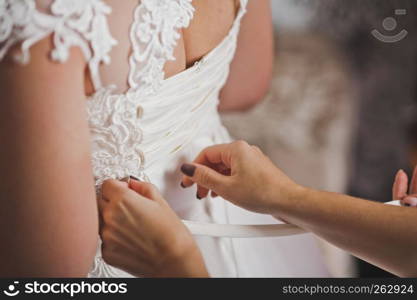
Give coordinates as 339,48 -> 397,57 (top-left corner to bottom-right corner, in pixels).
98,179 -> 208,277
180,141 -> 304,215
393,166 -> 417,207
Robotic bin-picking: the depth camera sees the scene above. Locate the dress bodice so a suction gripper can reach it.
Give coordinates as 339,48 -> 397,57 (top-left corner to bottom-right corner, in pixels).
87,1 -> 248,188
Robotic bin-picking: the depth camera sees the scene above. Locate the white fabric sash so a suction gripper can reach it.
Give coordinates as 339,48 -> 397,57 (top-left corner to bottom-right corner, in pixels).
183,200 -> 402,238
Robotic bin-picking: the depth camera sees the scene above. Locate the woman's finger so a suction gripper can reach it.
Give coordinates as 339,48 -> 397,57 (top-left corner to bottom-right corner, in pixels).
181,175 -> 195,189
196,185 -> 209,200
180,163 -> 232,196
205,164 -> 230,198
181,144 -> 234,188
393,169 -> 408,200
181,162 -> 230,189
194,144 -> 234,167
194,162 -> 226,199
128,180 -> 164,203
102,179 -> 159,224
101,179 -> 129,203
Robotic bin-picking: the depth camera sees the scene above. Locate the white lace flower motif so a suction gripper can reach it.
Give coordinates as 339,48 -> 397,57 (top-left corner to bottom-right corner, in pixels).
128,0 -> 194,95
0,0 -> 116,90
49,0 -> 117,76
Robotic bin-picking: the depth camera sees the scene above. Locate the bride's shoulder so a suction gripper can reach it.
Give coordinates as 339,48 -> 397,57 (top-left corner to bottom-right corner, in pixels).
1,1 -> 114,63
0,0 -> 116,89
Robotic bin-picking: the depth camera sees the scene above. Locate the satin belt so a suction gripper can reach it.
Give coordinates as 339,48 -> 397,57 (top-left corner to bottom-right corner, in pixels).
182,200 -> 402,238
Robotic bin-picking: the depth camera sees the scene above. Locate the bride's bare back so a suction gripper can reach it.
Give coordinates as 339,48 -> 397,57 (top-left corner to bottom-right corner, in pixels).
90,0 -> 240,94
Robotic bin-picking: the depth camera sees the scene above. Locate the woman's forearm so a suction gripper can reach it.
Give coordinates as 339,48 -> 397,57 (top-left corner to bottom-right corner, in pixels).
180,142 -> 417,277
0,40 -> 98,277
275,187 -> 417,277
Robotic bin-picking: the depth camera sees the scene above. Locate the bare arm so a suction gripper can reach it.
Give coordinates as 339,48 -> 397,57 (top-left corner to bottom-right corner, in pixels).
278,168 -> 417,277
181,142 -> 417,277
219,0 -> 274,112
279,188 -> 417,277
0,38 -> 98,277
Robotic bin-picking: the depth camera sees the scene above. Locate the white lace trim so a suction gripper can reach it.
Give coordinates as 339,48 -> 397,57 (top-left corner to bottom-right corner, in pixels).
0,0 -> 117,90
127,0 -> 194,96
85,0 -> 196,194
86,86 -> 149,189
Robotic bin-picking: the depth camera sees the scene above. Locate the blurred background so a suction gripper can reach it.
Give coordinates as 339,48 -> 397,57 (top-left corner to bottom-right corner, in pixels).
220,0 -> 417,277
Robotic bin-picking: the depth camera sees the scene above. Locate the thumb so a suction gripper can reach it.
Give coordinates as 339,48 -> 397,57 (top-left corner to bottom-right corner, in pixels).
129,180 -> 166,204
181,163 -> 231,194
393,169 -> 408,200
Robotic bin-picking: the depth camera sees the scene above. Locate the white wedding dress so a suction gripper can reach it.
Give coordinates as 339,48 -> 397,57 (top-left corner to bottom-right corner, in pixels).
0,0 -> 329,277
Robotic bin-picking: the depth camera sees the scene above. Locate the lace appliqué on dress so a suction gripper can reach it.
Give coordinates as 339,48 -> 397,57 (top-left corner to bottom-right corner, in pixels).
0,0 -> 117,89
128,0 -> 194,96
87,87 -> 149,188
87,2 -> 196,276
88,0 -> 196,191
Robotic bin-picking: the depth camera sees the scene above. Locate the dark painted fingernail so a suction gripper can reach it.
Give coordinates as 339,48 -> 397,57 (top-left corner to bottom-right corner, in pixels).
180,182 -> 186,188
196,193 -> 202,200
181,164 -> 196,177
404,203 -> 411,206
130,175 -> 140,181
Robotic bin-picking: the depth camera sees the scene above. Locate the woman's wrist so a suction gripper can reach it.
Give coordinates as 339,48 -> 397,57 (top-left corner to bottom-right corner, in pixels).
174,248 -> 209,278
153,244 -> 209,278
266,176 -> 310,218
